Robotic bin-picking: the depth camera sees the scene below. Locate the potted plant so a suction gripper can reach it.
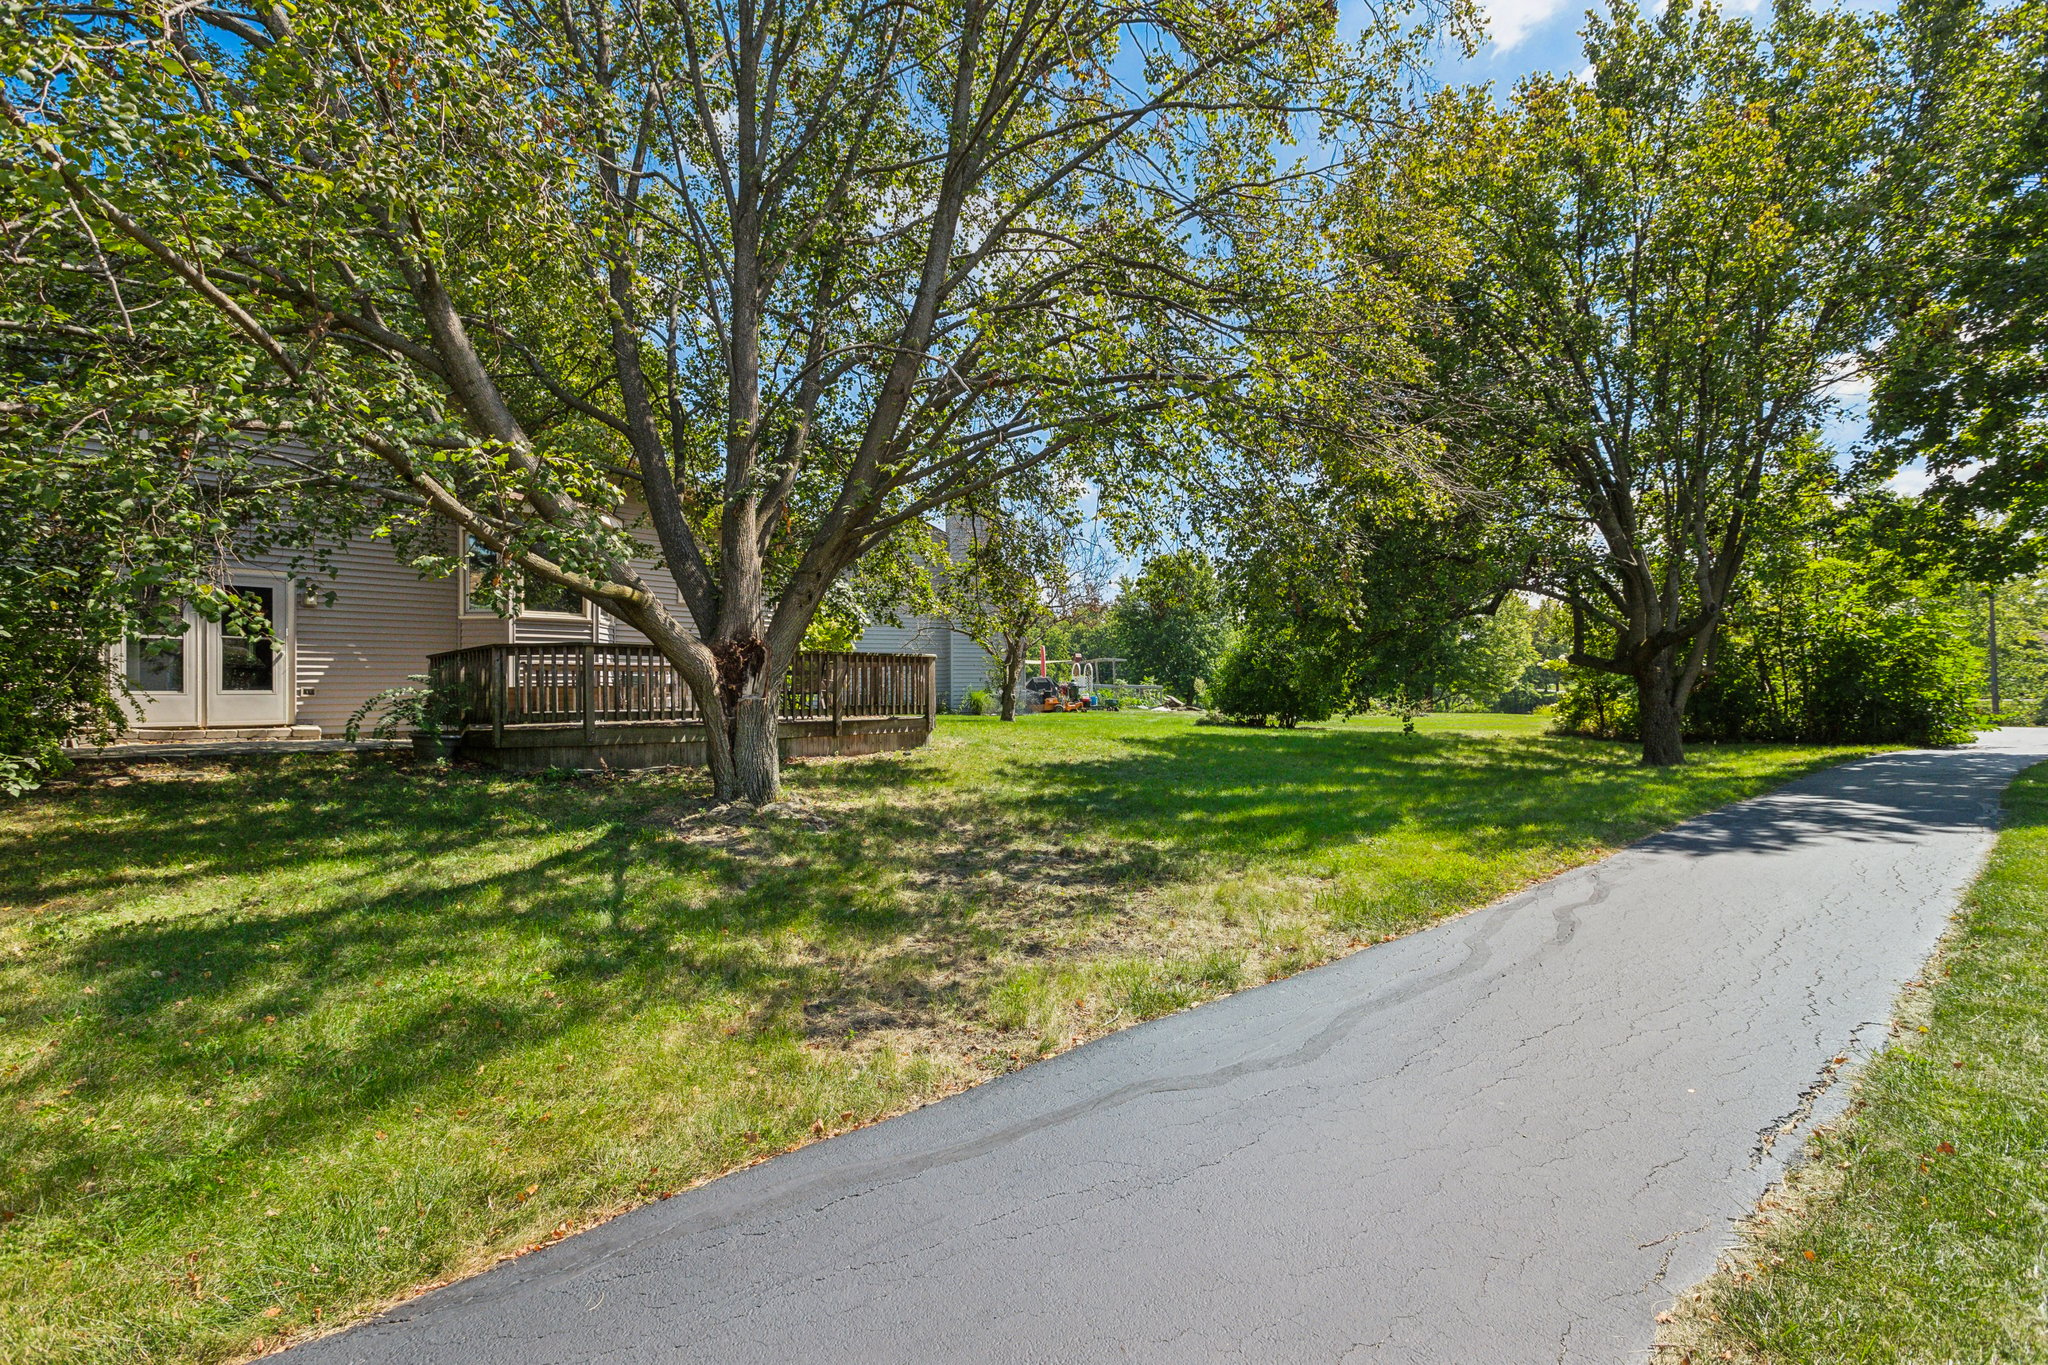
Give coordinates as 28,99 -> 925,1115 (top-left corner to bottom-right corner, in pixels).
343,674 -> 469,758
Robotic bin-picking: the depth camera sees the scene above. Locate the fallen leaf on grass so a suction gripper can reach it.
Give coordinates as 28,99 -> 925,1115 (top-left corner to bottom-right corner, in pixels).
262,1307 -> 281,1319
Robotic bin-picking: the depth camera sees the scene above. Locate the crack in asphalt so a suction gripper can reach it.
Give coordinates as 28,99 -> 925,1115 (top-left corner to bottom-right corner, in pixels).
281,734 -> 2048,1365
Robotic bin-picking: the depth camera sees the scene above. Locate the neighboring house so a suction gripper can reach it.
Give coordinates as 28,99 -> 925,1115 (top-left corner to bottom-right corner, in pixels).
852,616 -> 992,713
851,512 -> 997,712
113,514 -> 999,741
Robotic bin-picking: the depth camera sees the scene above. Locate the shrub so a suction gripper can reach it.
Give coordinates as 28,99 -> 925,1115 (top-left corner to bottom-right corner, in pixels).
961,688 -> 994,715
1208,633 -> 1342,729
343,676 -> 469,740
1553,581 -> 1980,747
1551,670 -> 1638,740
1493,682 -> 1551,715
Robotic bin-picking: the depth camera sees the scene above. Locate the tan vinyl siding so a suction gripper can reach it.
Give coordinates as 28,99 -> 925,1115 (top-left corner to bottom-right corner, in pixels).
275,535 -> 461,735
614,500 -> 694,642
457,615 -> 514,648
511,613 -> 601,644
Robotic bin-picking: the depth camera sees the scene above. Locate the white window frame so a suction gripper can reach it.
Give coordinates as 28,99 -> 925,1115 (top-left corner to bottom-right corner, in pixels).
459,536 -> 591,621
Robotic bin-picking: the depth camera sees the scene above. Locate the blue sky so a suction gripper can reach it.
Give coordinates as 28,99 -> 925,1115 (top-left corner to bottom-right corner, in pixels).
1087,0 -> 1910,584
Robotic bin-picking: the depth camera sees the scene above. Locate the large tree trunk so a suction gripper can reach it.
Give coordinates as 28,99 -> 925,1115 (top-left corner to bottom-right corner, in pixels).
701,690 -> 781,804
702,636 -> 782,804
730,695 -> 780,804
1635,654 -> 1686,767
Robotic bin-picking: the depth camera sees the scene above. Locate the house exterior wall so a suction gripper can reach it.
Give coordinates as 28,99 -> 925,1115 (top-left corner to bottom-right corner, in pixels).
510,613 -> 601,644
244,533 -> 461,735
121,503 -> 998,735
851,616 -> 995,711
947,625 -> 991,706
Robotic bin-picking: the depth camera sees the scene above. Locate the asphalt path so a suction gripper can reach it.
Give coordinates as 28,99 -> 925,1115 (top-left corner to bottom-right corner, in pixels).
285,730 -> 2048,1364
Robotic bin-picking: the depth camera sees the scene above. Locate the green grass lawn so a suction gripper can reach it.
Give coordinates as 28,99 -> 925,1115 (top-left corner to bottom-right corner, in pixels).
0,712 -> 1874,1363
1658,760 -> 2048,1364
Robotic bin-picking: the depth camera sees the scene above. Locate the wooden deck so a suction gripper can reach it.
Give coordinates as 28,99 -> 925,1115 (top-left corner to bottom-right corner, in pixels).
426,644 -> 936,771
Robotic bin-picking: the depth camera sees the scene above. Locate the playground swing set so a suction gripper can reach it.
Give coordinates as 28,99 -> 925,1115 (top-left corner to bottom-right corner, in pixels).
1023,652 -> 1171,712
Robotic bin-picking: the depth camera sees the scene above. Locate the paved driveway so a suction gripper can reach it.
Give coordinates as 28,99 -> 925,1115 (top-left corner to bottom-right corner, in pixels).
286,731 -> 2048,1363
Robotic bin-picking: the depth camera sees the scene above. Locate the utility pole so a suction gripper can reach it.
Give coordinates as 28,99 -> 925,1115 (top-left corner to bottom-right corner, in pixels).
1988,586 -> 2002,715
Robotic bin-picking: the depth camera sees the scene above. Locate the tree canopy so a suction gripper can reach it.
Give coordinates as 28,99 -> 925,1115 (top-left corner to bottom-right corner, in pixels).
1332,0 -> 1893,763
3,0 -> 1453,797
1868,0 -> 2048,576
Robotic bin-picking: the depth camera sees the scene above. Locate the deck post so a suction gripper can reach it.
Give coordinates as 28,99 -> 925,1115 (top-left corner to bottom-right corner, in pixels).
923,654 -> 937,733
489,648 -> 506,750
830,656 -> 844,737
579,642 -> 596,743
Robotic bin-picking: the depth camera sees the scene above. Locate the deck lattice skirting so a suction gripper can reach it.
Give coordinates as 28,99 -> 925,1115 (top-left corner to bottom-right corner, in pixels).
427,644 -> 937,771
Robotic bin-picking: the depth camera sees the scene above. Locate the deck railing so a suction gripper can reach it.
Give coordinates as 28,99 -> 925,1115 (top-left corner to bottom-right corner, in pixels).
427,643 -> 936,741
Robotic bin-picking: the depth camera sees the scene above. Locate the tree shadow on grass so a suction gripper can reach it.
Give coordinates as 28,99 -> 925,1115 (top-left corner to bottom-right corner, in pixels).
0,725 -> 1893,1251
883,726 -> 1752,863
11,753 -> 529,905
0,759 -> 1170,1225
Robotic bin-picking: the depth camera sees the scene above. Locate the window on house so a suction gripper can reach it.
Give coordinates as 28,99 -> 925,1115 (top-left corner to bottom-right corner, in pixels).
218,586 -> 276,691
124,591 -> 187,692
464,537 -> 587,617
124,635 -> 185,692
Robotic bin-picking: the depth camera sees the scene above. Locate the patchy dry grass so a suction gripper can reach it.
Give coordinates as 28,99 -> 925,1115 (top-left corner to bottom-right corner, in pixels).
0,711 -> 1872,1363
1654,759 -> 2048,1365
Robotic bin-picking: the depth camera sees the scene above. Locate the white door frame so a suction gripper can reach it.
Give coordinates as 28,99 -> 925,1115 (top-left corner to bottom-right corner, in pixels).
202,572 -> 294,728
123,573 -> 296,731
121,601 -> 202,728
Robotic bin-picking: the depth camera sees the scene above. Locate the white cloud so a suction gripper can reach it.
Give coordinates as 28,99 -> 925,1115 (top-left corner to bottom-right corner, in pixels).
1887,460 -> 1932,496
1819,358 -> 1871,403
1483,0 -> 1571,52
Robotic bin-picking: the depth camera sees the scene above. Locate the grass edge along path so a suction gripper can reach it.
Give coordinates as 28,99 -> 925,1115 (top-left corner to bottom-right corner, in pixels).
1655,758 -> 2048,1364
0,714 -> 1877,1364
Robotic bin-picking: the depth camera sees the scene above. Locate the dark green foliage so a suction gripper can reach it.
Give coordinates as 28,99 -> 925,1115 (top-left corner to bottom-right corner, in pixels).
1207,629 -> 1343,728
1109,552 -> 1231,703
1551,671 -> 1639,741
1869,0 -> 2048,576
0,456 -> 125,791
1554,524 -> 1981,746
1685,600 -> 1978,745
0,442 -> 229,794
